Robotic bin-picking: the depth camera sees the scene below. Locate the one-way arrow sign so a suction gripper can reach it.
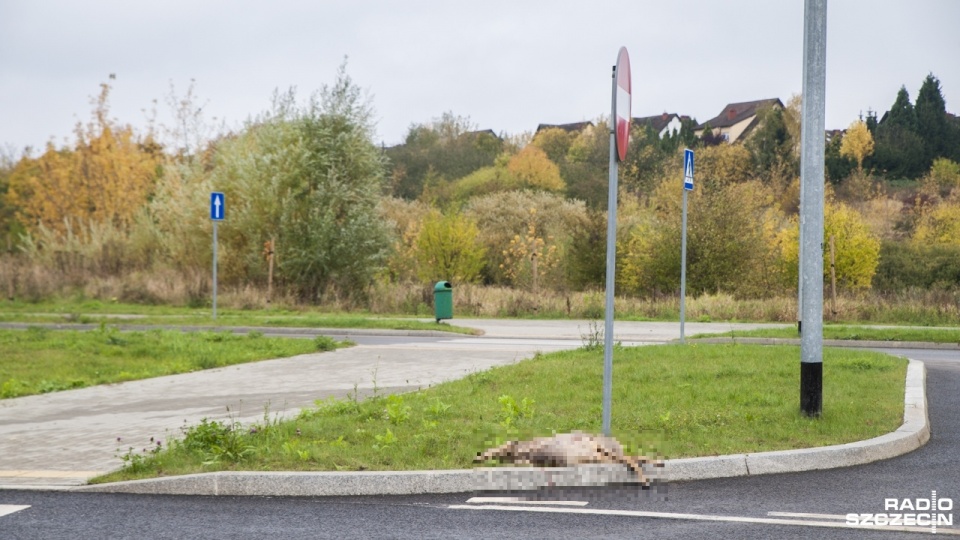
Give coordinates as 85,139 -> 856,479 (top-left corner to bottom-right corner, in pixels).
211,192 -> 225,221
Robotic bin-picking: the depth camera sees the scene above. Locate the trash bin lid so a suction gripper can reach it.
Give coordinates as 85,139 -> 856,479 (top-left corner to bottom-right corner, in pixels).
434,281 -> 452,291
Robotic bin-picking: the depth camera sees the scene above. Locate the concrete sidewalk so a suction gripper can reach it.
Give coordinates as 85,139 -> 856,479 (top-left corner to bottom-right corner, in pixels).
0,319 -> 931,494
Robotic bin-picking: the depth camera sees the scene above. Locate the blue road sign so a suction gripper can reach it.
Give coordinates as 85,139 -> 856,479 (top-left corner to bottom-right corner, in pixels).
211,192 -> 225,221
683,148 -> 694,191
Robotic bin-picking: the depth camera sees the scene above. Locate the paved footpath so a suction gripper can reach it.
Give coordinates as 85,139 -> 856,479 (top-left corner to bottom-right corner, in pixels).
0,319 -> 926,491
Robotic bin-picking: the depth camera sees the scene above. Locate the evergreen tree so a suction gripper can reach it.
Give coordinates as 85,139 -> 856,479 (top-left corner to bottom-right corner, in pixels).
870,86 -> 924,179
915,74 -> 952,165
884,87 -> 916,131
865,110 -> 878,135
746,106 -> 796,180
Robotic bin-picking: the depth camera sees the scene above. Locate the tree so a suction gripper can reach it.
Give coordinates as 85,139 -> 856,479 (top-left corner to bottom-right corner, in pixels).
870,124 -> 927,179
915,74 -> 952,165
825,134 -> 855,184
922,158 -> 960,197
619,178 -> 785,297
884,86 -> 917,131
869,86 -> 925,179
464,190 -> 589,287
146,64 -> 391,300
505,146 -> 565,192
746,106 -> 797,183
839,120 -> 874,172
531,127 -> 575,165
562,121 -> 612,208
414,210 -> 486,284
5,83 -> 163,238
778,200 -> 881,290
0,148 -> 26,240
695,144 -> 754,186
913,200 -> 960,247
385,113 -> 502,199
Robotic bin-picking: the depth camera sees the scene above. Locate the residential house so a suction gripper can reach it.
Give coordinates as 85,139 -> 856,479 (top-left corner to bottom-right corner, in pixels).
633,113 -> 685,139
695,98 -> 784,143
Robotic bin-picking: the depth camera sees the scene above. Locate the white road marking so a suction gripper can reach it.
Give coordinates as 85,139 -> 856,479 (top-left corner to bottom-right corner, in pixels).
767,511 -> 849,520
449,504 -> 960,535
0,505 -> 30,518
466,497 -> 588,506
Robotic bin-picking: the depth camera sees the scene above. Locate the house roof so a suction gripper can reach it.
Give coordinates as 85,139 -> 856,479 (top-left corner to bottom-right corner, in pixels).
633,113 -> 680,133
535,121 -> 594,134
695,98 -> 784,130
462,129 -> 501,140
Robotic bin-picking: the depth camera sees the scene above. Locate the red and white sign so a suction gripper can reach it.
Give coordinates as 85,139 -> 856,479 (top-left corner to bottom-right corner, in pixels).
614,47 -> 631,162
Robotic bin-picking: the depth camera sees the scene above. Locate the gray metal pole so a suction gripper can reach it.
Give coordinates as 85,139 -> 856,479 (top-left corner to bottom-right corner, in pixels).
213,221 -> 218,320
799,0 -> 827,416
602,64 -> 618,437
680,189 -> 688,343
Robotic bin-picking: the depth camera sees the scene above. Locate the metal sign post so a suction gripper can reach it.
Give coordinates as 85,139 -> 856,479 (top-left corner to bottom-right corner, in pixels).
799,0 -> 827,417
680,149 -> 694,343
211,192 -> 225,320
603,47 -> 630,437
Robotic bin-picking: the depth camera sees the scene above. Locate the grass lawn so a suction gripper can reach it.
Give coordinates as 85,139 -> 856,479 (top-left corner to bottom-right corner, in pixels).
693,325 -> 960,344
0,299 -> 479,335
93,343 -> 908,483
0,326 -> 345,398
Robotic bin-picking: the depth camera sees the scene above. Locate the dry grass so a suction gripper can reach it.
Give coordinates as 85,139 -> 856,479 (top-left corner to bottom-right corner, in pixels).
2,254 -> 958,325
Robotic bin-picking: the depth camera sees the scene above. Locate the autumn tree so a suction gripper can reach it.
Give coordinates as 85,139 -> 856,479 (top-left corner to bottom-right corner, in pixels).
531,127 -> 576,165
385,113 -> 502,199
414,210 -> 486,284
464,190 -> 589,287
505,146 -> 564,192
778,200 -> 881,290
5,83 -> 163,238
839,120 -> 874,172
619,178 -> 785,297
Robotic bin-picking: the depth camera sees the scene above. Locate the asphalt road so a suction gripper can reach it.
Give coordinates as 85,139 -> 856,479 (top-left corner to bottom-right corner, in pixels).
0,347 -> 956,539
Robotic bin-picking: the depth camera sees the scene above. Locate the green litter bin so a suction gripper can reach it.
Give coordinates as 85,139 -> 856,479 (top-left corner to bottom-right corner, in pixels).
433,281 -> 453,322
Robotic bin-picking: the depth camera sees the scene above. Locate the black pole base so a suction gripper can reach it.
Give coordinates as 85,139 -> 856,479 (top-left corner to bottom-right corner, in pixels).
800,362 -> 822,417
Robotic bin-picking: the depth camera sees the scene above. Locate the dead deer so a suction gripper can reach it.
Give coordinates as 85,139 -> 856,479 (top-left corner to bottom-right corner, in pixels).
474,431 -> 662,486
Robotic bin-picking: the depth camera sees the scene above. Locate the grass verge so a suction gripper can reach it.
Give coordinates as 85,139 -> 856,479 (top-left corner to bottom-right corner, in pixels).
92,343 -> 907,483
693,325 -> 960,344
0,299 -> 479,335
0,326 -> 347,399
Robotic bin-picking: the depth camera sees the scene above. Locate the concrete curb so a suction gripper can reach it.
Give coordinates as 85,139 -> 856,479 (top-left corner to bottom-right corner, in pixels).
74,360 -> 928,497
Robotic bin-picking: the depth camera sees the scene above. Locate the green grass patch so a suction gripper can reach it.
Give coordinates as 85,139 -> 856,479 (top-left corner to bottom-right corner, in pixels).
0,299 -> 479,335
0,326 -> 346,399
694,325 -> 960,344
93,343 -> 907,483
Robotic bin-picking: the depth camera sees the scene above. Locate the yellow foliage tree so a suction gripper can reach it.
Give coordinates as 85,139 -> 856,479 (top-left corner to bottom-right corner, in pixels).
695,144 -> 753,186
778,200 -> 881,290
530,127 -> 575,165
839,120 -> 874,172
415,210 -> 487,284
6,84 -> 162,237
506,146 -> 565,192
912,201 -> 960,246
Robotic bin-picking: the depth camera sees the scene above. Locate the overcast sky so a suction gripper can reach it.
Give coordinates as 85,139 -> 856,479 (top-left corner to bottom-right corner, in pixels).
2,0 -> 959,156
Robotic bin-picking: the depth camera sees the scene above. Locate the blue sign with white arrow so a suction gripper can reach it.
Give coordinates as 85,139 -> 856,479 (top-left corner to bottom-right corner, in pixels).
683,148 -> 694,191
211,192 -> 225,221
